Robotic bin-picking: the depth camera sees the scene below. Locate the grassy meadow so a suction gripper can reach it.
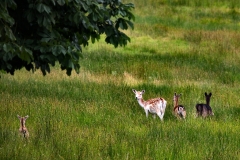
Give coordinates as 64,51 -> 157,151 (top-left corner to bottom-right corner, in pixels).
1,0 -> 240,159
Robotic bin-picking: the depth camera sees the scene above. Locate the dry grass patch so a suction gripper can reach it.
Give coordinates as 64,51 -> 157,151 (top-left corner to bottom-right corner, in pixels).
123,71 -> 143,86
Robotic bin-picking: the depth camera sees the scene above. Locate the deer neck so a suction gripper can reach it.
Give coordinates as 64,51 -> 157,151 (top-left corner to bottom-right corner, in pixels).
20,119 -> 26,130
206,98 -> 210,105
174,98 -> 179,108
137,98 -> 146,108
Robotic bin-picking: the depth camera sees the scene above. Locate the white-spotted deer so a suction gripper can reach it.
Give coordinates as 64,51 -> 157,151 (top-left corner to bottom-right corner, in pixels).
17,115 -> 29,138
173,92 -> 186,119
132,89 -> 167,121
195,92 -> 214,117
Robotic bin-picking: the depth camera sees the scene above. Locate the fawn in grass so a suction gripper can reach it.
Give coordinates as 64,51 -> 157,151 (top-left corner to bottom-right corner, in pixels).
17,115 -> 29,138
132,89 -> 167,121
173,92 -> 186,119
195,92 -> 214,117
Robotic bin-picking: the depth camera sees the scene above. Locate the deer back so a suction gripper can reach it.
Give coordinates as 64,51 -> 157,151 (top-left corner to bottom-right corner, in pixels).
17,115 -> 29,138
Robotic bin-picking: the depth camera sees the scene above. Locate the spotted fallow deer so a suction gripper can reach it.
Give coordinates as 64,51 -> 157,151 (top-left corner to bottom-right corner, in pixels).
173,92 -> 186,119
195,92 -> 214,117
132,89 -> 167,121
17,115 -> 29,138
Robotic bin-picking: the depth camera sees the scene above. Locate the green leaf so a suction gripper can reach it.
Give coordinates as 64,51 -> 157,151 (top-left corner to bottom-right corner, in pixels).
66,68 -> 72,76
43,16 -> 52,30
118,19 -> 128,30
41,37 -> 52,43
6,0 -> 17,9
26,11 -> 35,22
125,20 -> 134,30
6,63 -> 12,70
0,12 -> 15,25
126,11 -> 135,21
119,10 -> 126,17
4,26 -> 16,41
57,0 -> 65,6
3,44 -> 12,52
39,55 -> 55,65
49,14 -> 55,24
105,26 -> 114,36
51,0 -> 56,5
36,3 -> 45,13
52,45 -> 66,56
125,3 -> 135,8
74,63 -> 80,74
43,5 -> 51,14
68,61 -> 74,69
90,33 -> 100,44
37,16 -> 43,26
18,47 -> 33,63
3,52 -> 15,61
79,1 -> 88,11
73,12 -> 81,25
92,13 -> 98,21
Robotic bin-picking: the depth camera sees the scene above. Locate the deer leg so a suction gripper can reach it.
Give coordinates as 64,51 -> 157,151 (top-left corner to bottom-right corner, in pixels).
153,114 -> 156,119
157,111 -> 164,121
145,110 -> 148,118
160,113 -> 164,121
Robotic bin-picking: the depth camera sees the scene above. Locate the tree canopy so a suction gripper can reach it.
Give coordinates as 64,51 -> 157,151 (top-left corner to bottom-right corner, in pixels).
0,0 -> 134,76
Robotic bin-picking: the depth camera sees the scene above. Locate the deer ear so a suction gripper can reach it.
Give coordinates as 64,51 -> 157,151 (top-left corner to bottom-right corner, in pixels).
142,90 -> 145,94
209,93 -> 212,96
205,92 -> 207,96
132,89 -> 136,93
174,92 -> 177,96
25,115 -> 29,119
17,115 -> 22,120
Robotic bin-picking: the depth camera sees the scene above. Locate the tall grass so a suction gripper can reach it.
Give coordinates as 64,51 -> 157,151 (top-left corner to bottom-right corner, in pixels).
1,0 -> 240,159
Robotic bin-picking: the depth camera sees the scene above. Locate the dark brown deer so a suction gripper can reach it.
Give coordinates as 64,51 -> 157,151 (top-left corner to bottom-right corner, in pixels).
173,93 -> 186,119
196,92 -> 214,117
17,115 -> 29,138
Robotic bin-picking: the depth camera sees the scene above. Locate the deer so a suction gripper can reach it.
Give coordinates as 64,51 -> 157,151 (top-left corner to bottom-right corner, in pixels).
195,92 -> 214,118
173,92 -> 186,119
132,89 -> 167,121
17,115 -> 29,138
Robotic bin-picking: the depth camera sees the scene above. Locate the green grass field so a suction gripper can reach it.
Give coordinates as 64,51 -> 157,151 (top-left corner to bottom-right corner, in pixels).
1,0 -> 240,159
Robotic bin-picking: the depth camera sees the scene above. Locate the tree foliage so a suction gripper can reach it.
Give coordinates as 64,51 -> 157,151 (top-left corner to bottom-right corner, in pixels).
0,0 -> 134,75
